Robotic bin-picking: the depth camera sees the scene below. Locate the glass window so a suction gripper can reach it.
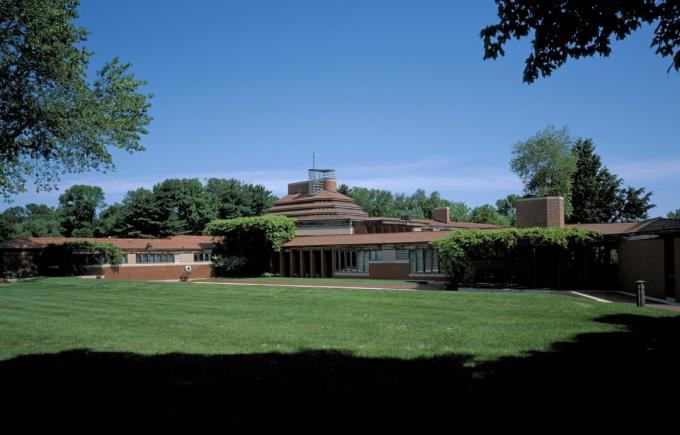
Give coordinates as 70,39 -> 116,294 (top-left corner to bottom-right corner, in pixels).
409,248 -> 440,274
136,253 -> 175,264
335,250 -> 368,273
369,250 -> 382,261
396,249 -> 409,260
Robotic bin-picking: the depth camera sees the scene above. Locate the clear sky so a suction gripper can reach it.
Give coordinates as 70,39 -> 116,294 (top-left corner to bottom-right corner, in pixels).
6,0 -> 680,215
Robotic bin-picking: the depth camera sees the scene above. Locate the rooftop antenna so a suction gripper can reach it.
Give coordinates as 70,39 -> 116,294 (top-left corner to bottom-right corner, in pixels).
312,152 -> 316,169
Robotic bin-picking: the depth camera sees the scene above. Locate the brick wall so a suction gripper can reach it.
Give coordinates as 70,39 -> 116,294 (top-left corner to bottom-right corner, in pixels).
369,263 -> 410,280
91,264 -> 213,281
617,238 -> 665,298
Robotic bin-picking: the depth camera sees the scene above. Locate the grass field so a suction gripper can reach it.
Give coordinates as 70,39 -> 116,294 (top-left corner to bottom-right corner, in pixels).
2,277 -> 678,424
0,277 -> 673,361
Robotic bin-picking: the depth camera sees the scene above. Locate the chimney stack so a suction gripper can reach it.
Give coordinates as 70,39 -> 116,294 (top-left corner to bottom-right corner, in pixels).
515,197 -> 565,228
432,207 -> 451,224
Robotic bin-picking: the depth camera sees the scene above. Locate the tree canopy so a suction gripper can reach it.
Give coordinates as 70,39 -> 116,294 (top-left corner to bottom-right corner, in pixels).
569,139 -> 655,223
57,184 -> 105,237
0,0 -> 152,199
510,126 -> 577,216
482,0 -> 680,83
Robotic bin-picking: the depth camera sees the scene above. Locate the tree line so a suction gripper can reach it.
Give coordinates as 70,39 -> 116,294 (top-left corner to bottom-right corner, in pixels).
0,179 -> 275,241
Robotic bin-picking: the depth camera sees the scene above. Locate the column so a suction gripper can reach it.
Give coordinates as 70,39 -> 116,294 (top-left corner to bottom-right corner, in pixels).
320,249 -> 326,278
309,249 -> 316,278
279,250 -> 286,276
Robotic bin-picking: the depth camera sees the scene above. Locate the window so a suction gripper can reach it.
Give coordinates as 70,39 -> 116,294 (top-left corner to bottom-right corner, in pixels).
193,252 -> 211,262
136,253 -> 175,264
395,249 -> 409,261
336,250 -> 369,273
409,248 -> 439,274
369,250 -> 382,261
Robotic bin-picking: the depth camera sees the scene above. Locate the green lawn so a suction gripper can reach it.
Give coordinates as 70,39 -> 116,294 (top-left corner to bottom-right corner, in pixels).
0,277 -> 674,362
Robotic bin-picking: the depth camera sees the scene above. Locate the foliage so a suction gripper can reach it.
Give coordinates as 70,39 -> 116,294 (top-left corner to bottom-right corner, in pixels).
105,188 -> 168,238
0,0 -> 152,199
58,184 -> 105,236
668,209 -> 680,220
481,0 -> 680,83
0,203 -> 61,240
495,194 -> 520,225
510,126 -> 577,216
570,139 -> 655,223
344,186 -> 471,221
204,178 -> 275,220
617,186 -> 655,222
204,215 -> 296,276
433,227 -> 601,289
153,178 -> 212,235
470,204 -> 509,226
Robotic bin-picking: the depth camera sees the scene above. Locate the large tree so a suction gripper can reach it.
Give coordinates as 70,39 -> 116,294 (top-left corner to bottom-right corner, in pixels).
153,178 -> 212,235
204,178 -> 276,220
57,184 -> 105,236
570,139 -> 623,223
570,139 -> 655,223
481,0 -> 680,83
0,0 -> 152,199
510,126 -> 577,216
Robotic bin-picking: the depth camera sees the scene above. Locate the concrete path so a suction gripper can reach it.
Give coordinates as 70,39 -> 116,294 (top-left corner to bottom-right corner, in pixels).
569,290 -> 680,312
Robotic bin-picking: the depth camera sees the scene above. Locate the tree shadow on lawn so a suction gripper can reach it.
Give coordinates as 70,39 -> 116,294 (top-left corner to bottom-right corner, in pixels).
1,314 -> 679,428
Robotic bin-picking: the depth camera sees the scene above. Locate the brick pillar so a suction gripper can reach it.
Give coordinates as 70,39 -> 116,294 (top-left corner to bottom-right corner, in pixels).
320,249 -> 326,278
279,251 -> 286,276
289,249 -> 295,277
309,249 -> 316,278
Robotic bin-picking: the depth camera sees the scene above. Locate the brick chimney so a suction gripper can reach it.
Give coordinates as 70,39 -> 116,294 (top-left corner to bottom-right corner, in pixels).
432,207 -> 451,224
515,197 -> 564,228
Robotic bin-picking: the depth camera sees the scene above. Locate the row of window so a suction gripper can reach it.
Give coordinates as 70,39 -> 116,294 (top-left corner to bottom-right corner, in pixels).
131,252 -> 212,264
409,248 -> 439,274
334,248 -> 439,274
136,253 -> 175,264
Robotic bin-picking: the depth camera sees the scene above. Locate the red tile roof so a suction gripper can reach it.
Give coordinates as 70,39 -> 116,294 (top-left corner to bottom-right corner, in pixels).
0,235 -> 218,251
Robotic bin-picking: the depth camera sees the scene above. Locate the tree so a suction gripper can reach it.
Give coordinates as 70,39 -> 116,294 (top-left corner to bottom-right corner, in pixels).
471,204 -> 508,226
105,188 -> 169,238
570,139 -> 655,223
510,126 -> 577,216
205,178 -> 275,220
495,194 -> 520,225
0,0 -> 152,199
481,0 -> 680,83
617,186 -> 655,222
57,184 -> 105,236
153,178 -> 212,235
18,203 -> 61,236
570,139 -> 623,223
669,209 -> 680,219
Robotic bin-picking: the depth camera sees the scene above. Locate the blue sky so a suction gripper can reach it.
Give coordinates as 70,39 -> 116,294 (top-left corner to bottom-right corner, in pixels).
7,0 -> 680,215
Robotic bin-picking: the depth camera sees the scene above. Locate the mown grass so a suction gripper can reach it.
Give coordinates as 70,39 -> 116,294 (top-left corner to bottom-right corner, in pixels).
0,277 -> 673,362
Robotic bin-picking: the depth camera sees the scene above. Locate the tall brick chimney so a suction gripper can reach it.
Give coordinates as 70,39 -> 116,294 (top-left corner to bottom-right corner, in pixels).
432,207 -> 451,224
515,197 -> 565,228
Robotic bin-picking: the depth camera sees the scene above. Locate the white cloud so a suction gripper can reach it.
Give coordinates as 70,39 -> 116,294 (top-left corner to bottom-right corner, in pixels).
610,159 -> 680,183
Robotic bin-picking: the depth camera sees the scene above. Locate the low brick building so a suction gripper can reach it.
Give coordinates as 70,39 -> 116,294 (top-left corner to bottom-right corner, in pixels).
0,235 -> 216,280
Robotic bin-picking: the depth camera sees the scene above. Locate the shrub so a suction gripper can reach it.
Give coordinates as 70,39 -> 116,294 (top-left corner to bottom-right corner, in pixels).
40,240 -> 124,276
